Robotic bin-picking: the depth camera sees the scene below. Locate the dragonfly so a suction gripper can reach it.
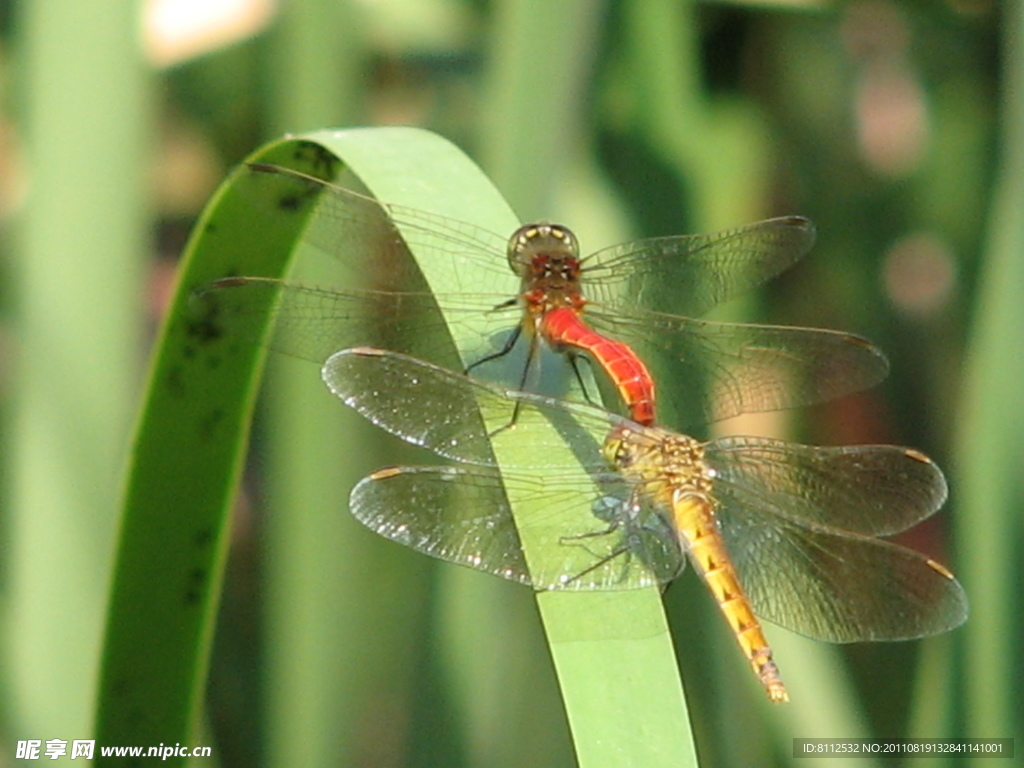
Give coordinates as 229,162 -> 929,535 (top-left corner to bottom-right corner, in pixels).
324,347 -> 967,703
194,163 -> 889,427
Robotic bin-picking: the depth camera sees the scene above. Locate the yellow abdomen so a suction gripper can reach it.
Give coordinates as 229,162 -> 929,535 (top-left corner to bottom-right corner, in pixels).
673,493 -> 788,703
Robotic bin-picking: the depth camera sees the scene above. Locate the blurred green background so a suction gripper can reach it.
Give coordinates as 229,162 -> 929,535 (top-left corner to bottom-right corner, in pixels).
1,0 -> 1020,766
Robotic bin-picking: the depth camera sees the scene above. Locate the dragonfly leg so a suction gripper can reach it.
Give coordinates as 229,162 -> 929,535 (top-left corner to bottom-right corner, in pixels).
555,517 -> 633,578
554,537 -> 634,590
559,516 -> 622,545
566,353 -> 599,405
464,304 -> 522,374
483,329 -> 541,438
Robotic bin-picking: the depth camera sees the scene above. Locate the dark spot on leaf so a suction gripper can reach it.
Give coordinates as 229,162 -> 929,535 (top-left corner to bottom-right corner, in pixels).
292,141 -> 341,180
277,192 -> 310,212
183,291 -> 225,345
109,675 -> 133,698
199,408 -> 226,441
193,527 -> 213,548
164,365 -> 186,397
184,567 -> 206,605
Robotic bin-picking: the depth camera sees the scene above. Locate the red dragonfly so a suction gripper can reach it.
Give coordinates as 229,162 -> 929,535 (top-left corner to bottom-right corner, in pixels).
324,347 -> 967,703
195,163 -> 888,427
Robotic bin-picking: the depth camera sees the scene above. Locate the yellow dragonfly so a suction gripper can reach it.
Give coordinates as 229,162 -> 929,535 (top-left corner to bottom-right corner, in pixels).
324,347 -> 967,703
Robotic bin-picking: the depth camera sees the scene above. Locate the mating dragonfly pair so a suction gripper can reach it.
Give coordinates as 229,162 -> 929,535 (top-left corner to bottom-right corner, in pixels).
196,163 -> 967,703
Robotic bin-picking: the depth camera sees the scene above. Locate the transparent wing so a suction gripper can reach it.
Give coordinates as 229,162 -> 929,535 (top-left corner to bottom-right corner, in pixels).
323,347 -> 625,469
588,313 -> 890,425
721,518 -> 967,642
581,216 -> 816,317
238,163 -> 513,283
244,165 -> 816,320
196,276 -> 889,428
351,465 -> 684,590
191,163 -> 520,365
192,278 -> 516,365
709,447 -> 966,642
705,437 -> 948,535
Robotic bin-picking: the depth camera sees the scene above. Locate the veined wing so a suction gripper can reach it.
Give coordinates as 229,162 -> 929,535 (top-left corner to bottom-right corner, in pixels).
707,442 -> 966,642
705,437 -> 948,535
193,163 -> 521,365
580,216 -> 815,317
191,279 -> 518,366
323,347 -> 625,469
588,311 -> 889,425
237,163 -> 513,284
350,465 -> 683,590
234,165 -> 816,320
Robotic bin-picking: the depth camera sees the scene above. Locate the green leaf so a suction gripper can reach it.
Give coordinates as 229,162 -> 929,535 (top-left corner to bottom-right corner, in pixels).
953,6 -> 1024,744
95,127 -> 695,766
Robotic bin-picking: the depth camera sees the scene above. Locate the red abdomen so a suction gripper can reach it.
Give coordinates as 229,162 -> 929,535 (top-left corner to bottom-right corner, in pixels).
541,307 -> 657,425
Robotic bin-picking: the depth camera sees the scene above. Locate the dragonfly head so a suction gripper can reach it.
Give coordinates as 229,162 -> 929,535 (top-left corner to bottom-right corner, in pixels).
506,222 -> 581,279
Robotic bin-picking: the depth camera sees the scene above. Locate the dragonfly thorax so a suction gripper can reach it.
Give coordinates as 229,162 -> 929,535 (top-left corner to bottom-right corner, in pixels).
602,426 -> 713,498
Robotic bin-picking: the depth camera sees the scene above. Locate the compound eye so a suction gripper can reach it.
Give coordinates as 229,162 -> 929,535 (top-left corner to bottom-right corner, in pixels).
602,435 -> 632,467
506,224 -> 540,271
601,438 -> 620,465
554,226 -> 580,253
